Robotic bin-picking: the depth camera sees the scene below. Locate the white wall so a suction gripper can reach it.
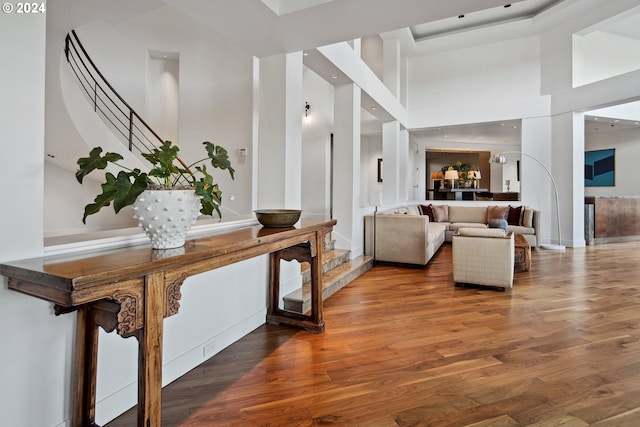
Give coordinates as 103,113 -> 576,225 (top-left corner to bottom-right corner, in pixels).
407,36 -> 546,128
44,163 -> 139,237
573,31 -> 640,87
585,127 -> 640,197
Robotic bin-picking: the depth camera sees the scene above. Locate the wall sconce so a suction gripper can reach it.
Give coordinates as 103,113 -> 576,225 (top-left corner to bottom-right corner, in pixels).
304,102 -> 310,117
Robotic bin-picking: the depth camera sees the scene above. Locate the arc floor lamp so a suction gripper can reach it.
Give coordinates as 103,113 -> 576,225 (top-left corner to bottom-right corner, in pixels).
489,152 -> 566,252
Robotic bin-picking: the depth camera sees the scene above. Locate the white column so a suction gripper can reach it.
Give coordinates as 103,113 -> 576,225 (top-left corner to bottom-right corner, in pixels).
1,13 -> 45,257
552,112 -> 585,248
256,52 -> 303,209
383,38 -> 400,98
255,52 -> 305,302
1,10 -> 53,426
411,139 -> 426,201
399,128 -> 409,201
382,121 -> 400,204
521,117 -> 553,245
333,84 -> 362,256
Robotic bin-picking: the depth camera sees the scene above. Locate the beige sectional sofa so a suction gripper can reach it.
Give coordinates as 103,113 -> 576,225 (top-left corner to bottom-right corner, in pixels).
364,204 -> 539,266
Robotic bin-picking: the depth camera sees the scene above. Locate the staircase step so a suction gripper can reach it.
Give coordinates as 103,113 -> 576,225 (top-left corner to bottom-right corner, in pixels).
283,255 -> 373,314
300,249 -> 351,282
325,239 -> 335,252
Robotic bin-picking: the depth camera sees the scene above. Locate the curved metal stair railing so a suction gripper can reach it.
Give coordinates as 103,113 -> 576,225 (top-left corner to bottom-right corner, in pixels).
64,30 -> 190,176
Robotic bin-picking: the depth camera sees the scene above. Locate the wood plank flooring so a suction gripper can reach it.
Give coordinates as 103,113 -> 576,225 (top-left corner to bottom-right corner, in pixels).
106,242 -> 640,426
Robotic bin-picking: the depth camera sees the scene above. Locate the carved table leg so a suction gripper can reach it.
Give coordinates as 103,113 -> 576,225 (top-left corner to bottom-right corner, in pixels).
310,229 -> 324,327
266,234 -> 325,333
136,272 -> 165,427
267,251 -> 281,318
72,305 -> 100,427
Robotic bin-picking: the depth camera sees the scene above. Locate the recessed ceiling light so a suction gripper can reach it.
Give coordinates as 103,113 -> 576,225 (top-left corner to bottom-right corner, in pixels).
635,122 -> 639,125
371,106 -> 377,110
303,52 -> 309,56
331,74 -> 338,79
614,119 -> 620,123
594,117 -> 599,120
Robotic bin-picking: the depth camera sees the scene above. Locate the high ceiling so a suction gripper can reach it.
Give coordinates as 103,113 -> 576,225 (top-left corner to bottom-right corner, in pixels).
51,0 -> 640,145
161,0 -> 640,58
162,0 -> 513,58
410,0 -> 564,41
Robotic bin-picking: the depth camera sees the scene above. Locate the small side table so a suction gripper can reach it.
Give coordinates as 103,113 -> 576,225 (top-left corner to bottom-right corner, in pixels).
514,233 -> 531,271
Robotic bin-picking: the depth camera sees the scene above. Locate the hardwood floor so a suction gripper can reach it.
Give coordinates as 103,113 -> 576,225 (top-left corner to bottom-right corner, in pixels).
106,242 -> 640,426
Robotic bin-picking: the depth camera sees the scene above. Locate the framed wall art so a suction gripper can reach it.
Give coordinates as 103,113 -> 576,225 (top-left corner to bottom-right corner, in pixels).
585,149 -> 615,187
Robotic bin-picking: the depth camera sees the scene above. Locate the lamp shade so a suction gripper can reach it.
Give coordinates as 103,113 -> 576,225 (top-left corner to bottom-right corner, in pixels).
431,171 -> 443,180
444,170 -> 459,180
489,150 -> 565,251
489,154 -> 507,164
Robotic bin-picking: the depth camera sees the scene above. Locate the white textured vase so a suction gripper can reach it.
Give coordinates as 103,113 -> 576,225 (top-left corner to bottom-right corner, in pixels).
133,189 -> 200,249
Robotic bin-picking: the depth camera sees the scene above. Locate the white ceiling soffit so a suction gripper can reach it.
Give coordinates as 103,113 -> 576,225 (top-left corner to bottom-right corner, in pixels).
410,0 -> 565,41
577,4 -> 640,40
162,0 -> 510,57
260,0 -> 335,16
412,120 -> 522,146
585,100 -> 640,134
601,10 -> 640,40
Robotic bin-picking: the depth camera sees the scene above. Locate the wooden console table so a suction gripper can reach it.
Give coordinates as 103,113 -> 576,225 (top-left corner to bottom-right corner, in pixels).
0,217 -> 336,427
436,188 -> 488,201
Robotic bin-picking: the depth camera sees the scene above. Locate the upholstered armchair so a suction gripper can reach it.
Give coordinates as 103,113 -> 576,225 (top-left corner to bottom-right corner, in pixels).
452,228 -> 515,290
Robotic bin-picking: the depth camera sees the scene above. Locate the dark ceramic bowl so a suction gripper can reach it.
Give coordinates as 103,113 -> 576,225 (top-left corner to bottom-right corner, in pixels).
254,209 -> 302,228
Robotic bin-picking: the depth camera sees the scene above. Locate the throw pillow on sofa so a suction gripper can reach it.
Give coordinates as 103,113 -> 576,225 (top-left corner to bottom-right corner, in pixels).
487,205 -> 509,222
432,205 -> 449,222
419,204 -> 435,222
507,205 -> 522,225
521,206 -> 534,228
488,218 -> 508,230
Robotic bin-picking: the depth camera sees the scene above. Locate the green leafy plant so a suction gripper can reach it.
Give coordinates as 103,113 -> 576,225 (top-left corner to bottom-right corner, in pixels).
76,140 -> 235,223
443,161 -> 474,183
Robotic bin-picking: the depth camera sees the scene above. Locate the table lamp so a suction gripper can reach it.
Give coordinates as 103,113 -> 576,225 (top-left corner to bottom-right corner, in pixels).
444,170 -> 458,189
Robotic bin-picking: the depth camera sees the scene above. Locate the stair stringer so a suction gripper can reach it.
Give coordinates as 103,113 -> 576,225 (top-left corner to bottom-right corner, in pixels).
282,251 -> 373,314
